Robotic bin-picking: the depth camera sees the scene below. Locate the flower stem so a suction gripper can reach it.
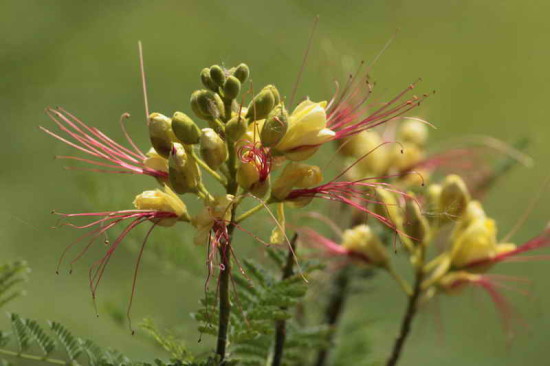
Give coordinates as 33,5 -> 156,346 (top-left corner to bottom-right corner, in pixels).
385,249 -> 426,366
216,138 -> 239,363
191,149 -> 227,185
0,348 -> 66,365
272,233 -> 298,366
314,265 -> 352,366
236,203 -> 265,223
386,266 -> 412,296
216,228 -> 233,362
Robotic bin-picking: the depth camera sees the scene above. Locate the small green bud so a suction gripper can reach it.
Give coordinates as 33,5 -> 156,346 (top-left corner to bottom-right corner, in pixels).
225,116 -> 247,141
169,143 -> 201,194
148,113 -> 175,158
261,103 -> 288,147
404,194 -> 430,245
209,65 -> 226,87
246,85 -> 280,121
440,175 -> 470,221
233,63 -> 250,83
223,76 -> 241,100
172,112 -> 201,145
199,128 -> 228,170
200,68 -> 218,91
190,90 -> 224,121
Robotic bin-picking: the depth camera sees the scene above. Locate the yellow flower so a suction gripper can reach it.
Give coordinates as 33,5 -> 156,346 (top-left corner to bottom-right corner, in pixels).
274,99 -> 335,161
133,185 -> 188,226
143,148 -> 169,174
450,216 -> 497,268
271,162 -> 323,201
341,224 -> 388,266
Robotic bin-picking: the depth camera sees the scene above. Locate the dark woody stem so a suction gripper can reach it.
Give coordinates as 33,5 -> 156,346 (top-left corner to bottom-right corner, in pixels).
216,133 -> 239,362
314,211 -> 364,366
216,226 -> 234,361
314,266 -> 351,366
385,248 -> 426,366
271,234 -> 299,366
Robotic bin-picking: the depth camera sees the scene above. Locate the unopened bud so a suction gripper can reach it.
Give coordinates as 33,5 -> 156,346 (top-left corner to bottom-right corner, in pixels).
233,63 -> 250,83
404,194 -> 430,244
246,85 -> 280,121
261,104 -> 288,147
225,116 -> 247,141
200,68 -> 218,91
440,174 -> 470,221
223,75 -> 241,100
133,185 -> 189,225
199,128 -> 228,170
391,142 -> 424,172
272,162 -> 323,201
172,112 -> 201,145
398,119 -> 429,147
190,90 -> 224,121
148,113 -> 175,158
209,65 -> 226,87
169,143 -> 201,194
341,224 -> 388,266
373,188 -> 403,228
425,184 -> 442,223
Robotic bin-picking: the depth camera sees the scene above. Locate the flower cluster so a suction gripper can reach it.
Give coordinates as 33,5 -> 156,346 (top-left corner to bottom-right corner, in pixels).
45,61 -> 427,319
304,171 -> 548,339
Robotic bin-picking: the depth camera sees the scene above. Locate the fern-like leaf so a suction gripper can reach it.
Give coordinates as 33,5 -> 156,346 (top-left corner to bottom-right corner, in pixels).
25,319 -> 56,355
49,321 -> 82,360
0,261 -> 29,308
9,313 -> 30,352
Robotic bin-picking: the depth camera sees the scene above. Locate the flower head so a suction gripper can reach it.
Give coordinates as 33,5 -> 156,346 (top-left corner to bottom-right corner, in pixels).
54,185 -> 188,303
273,100 -> 335,161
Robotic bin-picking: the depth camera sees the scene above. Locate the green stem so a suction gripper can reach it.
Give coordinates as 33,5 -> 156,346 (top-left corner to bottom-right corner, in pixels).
0,348 -> 67,365
386,266 -> 412,296
236,203 -> 265,223
191,150 -> 227,185
272,234 -> 298,366
385,248 -> 426,366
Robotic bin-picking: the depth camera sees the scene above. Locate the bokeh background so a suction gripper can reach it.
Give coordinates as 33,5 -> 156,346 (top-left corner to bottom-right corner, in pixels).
1,0 -> 549,365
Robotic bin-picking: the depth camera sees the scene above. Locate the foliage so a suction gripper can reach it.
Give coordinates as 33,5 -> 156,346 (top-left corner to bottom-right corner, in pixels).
0,261 -> 29,308
193,248 -> 330,365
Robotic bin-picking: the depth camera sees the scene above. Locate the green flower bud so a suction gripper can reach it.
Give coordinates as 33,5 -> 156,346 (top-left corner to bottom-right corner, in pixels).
169,143 -> 201,194
190,90 -> 224,121
172,112 -> 201,145
223,76 -> 241,100
148,113 -> 175,158
439,174 -> 470,222
225,116 -> 247,141
200,68 -> 218,91
209,65 -> 226,87
233,63 -> 250,83
404,194 -> 430,245
245,85 -> 280,121
199,128 -> 228,170
261,103 -> 288,147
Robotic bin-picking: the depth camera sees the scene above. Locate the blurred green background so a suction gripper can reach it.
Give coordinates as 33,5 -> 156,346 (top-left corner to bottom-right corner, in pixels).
1,0 -> 549,365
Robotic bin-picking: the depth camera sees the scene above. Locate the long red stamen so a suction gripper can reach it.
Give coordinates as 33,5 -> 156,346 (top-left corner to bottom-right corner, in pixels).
43,107 -> 167,178
238,140 -> 273,182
